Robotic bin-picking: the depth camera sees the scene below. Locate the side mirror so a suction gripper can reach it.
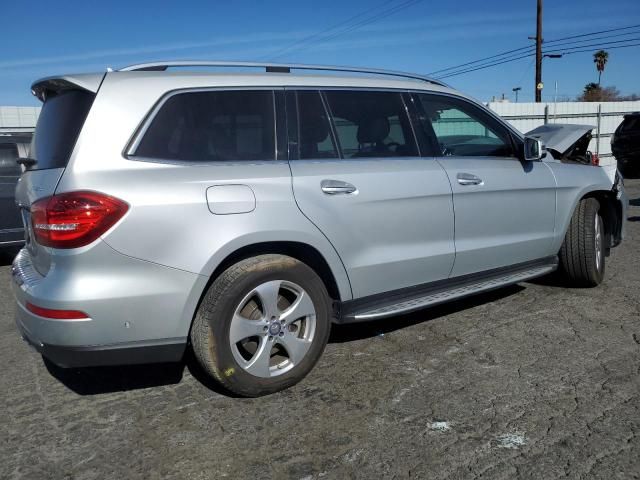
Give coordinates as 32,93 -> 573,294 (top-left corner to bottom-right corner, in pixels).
524,136 -> 545,161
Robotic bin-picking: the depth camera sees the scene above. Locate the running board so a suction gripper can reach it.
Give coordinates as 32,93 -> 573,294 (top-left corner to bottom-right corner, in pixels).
339,258 -> 557,323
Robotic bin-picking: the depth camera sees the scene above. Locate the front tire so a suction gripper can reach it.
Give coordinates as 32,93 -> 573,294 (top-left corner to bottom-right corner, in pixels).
191,254 -> 331,397
558,198 -> 605,287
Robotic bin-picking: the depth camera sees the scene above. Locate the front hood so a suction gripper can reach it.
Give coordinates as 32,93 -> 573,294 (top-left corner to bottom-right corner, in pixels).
526,124 -> 594,157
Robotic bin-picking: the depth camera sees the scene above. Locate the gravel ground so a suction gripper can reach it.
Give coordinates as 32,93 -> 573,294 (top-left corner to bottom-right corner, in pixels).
1,180 -> 639,480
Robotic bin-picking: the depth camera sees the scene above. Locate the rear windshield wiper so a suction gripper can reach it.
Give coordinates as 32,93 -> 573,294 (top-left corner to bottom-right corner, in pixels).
17,157 -> 37,167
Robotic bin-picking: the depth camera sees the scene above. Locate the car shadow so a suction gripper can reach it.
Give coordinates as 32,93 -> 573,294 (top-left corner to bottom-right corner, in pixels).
329,284 -> 524,343
43,358 -> 186,395
43,348 -> 242,397
43,284 -> 527,396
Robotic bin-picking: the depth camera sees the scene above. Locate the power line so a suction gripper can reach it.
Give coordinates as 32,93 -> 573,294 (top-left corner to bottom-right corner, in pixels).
557,41 -> 640,56
435,37 -> 640,79
427,45 -> 534,75
436,52 -> 536,79
544,36 -> 640,54
428,23 -> 640,77
299,0 -> 423,52
542,23 -> 640,45
266,0 -> 423,61
264,0 -> 397,61
436,50 -> 536,78
541,27 -> 640,49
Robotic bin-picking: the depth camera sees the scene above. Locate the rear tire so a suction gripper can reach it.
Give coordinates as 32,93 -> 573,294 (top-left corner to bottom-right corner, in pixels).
191,254 -> 331,397
558,198 -> 605,287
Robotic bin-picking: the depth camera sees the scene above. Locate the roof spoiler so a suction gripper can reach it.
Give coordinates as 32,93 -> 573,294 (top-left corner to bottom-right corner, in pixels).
30,73 -> 106,102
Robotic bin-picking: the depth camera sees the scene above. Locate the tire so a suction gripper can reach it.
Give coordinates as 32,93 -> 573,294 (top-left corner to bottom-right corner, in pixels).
558,198 -> 605,287
191,254 -> 331,397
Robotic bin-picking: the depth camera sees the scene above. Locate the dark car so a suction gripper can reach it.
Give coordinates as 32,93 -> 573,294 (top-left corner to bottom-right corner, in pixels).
612,112 -> 640,177
0,135 -> 30,247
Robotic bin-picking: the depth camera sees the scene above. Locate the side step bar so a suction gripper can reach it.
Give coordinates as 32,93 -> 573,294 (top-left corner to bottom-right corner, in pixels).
338,257 -> 558,323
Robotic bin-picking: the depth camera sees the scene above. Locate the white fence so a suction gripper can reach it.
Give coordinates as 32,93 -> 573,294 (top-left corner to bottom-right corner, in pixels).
0,106 -> 41,134
488,101 -> 640,168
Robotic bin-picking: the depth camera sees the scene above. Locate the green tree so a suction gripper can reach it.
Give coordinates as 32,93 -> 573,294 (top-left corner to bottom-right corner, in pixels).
593,50 -> 609,86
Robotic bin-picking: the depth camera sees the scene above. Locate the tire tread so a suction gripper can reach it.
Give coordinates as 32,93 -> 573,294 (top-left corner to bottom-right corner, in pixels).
558,198 -> 604,287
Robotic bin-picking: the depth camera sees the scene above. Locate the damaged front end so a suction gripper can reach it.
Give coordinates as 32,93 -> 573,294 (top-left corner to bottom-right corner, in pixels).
526,124 -> 598,165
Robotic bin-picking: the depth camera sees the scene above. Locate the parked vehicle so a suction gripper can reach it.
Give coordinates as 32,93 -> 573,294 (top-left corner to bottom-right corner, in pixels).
612,112 -> 640,177
12,62 -> 627,396
0,135 -> 30,247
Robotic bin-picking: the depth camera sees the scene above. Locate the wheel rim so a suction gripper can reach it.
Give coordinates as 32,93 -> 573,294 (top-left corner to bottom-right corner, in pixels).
595,214 -> 603,271
229,280 -> 317,378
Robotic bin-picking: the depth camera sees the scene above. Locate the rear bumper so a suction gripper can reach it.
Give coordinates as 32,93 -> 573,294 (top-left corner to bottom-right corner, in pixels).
11,242 -> 207,368
15,318 -> 185,367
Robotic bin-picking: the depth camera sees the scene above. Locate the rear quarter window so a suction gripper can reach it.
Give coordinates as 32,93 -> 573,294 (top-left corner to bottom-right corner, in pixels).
133,90 -> 276,162
31,89 -> 95,170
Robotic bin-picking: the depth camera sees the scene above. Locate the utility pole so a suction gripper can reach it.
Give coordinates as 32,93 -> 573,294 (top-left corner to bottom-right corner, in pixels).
534,0 -> 543,102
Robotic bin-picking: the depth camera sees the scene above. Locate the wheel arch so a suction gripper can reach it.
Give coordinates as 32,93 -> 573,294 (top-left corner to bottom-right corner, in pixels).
578,190 -> 622,253
208,241 -> 345,301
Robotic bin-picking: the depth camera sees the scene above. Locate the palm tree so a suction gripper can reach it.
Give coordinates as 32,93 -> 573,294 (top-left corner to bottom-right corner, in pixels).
593,50 -> 609,86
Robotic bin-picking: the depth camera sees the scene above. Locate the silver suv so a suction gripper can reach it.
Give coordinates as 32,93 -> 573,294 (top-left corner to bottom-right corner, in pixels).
12,62 -> 627,396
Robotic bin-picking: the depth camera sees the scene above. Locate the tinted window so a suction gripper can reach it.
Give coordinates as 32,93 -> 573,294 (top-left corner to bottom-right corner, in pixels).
323,91 -> 418,158
0,144 -> 20,175
416,95 -> 514,158
135,90 -> 276,162
297,91 -> 338,159
31,89 -> 95,170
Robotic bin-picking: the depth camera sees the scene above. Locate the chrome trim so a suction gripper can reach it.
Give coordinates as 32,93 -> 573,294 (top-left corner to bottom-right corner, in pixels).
118,60 -> 449,87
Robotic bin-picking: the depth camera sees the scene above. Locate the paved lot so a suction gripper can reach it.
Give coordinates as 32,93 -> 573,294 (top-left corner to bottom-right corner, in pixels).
1,180 -> 639,480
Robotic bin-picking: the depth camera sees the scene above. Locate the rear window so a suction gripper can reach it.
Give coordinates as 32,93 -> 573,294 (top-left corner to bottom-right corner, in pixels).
31,89 -> 94,170
133,90 -> 276,162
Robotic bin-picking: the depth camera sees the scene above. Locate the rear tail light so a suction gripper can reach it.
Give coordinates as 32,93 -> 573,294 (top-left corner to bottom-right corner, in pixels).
591,152 -> 600,166
26,302 -> 88,320
31,191 -> 128,249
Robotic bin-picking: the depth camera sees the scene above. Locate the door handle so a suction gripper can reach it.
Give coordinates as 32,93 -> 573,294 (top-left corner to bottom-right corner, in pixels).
457,172 -> 483,186
321,179 -> 358,195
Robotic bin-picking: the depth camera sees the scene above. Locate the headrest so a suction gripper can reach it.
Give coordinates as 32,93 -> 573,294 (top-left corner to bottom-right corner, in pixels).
303,115 -> 330,144
357,117 -> 390,144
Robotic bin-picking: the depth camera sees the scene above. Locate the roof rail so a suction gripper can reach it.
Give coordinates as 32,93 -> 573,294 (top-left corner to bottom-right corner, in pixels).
118,61 -> 449,87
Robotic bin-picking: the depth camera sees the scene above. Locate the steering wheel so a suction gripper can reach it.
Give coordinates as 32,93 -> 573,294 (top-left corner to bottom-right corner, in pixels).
440,143 -> 454,156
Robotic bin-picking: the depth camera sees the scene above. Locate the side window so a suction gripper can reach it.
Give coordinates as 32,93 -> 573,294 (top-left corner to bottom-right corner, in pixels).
323,90 -> 418,158
416,94 -> 514,158
0,144 -> 20,175
296,91 -> 338,159
134,90 -> 275,162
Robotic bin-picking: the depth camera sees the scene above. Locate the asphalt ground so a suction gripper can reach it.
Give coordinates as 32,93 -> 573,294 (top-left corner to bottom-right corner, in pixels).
1,180 -> 639,480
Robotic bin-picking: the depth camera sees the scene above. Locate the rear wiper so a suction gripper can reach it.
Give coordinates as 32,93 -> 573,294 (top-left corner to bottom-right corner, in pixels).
17,157 -> 37,167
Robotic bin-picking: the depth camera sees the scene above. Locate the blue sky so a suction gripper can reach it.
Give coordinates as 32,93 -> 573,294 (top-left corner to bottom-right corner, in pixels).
2,0 -> 640,105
